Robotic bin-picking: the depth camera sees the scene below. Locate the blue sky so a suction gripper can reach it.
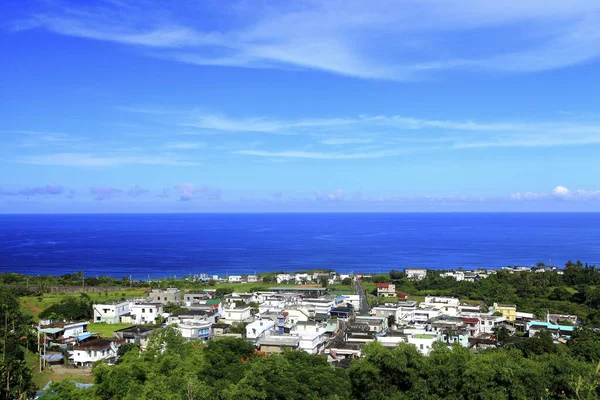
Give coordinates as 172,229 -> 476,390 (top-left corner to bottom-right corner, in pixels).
1,0 -> 600,212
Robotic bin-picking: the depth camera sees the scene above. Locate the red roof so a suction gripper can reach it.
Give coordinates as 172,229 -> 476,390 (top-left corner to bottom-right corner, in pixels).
376,283 -> 390,288
460,318 -> 479,324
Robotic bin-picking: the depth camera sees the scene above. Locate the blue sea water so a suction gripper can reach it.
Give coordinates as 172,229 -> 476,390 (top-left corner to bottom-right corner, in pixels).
1,213 -> 599,279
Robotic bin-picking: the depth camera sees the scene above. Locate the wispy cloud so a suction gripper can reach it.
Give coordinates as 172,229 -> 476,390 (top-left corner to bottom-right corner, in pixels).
233,149 -> 401,160
12,1 -> 600,79
127,185 -> 150,197
90,185 -> 122,200
176,183 -> 222,201
511,186 -> 600,201
18,184 -> 65,196
319,138 -> 373,145
15,152 -> 200,167
165,142 -> 207,150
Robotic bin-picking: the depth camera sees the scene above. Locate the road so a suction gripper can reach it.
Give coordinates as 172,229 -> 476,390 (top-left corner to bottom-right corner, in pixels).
354,279 -> 370,315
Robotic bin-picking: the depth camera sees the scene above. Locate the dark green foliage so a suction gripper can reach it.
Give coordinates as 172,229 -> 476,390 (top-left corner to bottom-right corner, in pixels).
163,302 -> 188,314
39,294 -> 92,321
0,287 -> 37,400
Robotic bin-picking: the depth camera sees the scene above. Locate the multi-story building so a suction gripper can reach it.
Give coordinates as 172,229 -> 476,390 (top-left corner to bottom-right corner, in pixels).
421,296 -> 460,316
376,283 -> 396,297
492,303 -> 517,323
92,301 -> 131,324
148,288 -> 181,305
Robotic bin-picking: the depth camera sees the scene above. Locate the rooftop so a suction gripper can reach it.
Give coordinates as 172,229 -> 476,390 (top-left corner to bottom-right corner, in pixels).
73,338 -> 123,350
413,334 -> 437,339
257,336 -> 301,347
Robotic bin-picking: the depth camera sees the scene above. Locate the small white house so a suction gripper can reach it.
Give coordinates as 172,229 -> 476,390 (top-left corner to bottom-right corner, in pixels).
421,296 -> 460,316
130,303 -> 162,324
93,301 -> 131,324
292,330 -> 327,354
174,321 -> 212,340
413,308 -> 442,325
222,307 -> 252,323
405,268 -> 427,281
70,338 -> 123,366
295,273 -> 312,284
406,333 -> 439,355
276,274 -> 293,284
246,319 -> 275,341
247,275 -> 261,283
228,276 -> 242,283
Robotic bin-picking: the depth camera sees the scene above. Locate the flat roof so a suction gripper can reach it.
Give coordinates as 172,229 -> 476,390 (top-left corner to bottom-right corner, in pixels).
258,336 -> 300,346
413,334 -> 437,339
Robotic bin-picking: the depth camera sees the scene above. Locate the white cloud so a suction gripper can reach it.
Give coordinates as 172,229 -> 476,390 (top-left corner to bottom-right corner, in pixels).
552,185 -> 570,196
165,142 -> 207,150
176,183 -> 221,201
316,189 -> 344,201
511,186 -> 600,201
233,149 -> 401,160
12,1 -> 600,80
16,152 -> 200,167
319,138 -> 373,145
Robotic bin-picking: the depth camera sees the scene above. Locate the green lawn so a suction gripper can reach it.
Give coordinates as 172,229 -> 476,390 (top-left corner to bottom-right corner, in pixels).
88,323 -> 134,337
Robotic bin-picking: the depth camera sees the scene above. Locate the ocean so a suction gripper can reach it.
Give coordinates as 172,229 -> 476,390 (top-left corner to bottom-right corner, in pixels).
1,213 -> 599,279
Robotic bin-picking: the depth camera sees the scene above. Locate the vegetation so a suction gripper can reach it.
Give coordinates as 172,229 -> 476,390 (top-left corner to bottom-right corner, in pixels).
10,262 -> 600,399
371,260 -> 600,324
38,326 -> 600,400
0,287 -> 38,399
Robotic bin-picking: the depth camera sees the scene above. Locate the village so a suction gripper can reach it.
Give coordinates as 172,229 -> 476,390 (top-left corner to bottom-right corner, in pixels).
36,266 -> 579,370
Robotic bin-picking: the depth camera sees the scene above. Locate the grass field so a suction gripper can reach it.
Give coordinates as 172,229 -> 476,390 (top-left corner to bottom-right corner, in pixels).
87,323 -> 134,337
19,289 -> 146,320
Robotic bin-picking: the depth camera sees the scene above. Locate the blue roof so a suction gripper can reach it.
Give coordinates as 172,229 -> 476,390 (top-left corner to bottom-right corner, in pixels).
77,332 -> 97,341
41,354 -> 63,361
529,321 -> 576,332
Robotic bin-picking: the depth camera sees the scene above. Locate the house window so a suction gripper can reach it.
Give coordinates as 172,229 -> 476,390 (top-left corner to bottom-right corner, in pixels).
420,344 -> 423,350
142,309 -> 146,313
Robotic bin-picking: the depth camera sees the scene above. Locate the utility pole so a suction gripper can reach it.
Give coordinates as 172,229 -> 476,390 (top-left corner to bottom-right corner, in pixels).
38,323 -> 42,372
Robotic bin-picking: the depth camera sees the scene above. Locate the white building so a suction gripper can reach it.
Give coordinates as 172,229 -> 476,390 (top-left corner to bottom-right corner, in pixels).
478,315 -> 507,334
371,301 -> 417,322
246,319 -> 275,341
420,296 -> 460,316
295,273 -> 312,284
222,307 -> 252,323
413,308 -> 442,326
247,275 -> 260,283
92,301 -> 131,324
228,275 -> 242,283
276,274 -> 293,284
174,321 -> 212,340
292,330 -> 327,354
70,338 -> 122,366
376,283 -> 396,298
60,321 -> 89,338
405,268 -> 427,280
406,333 -> 440,355
283,308 -> 311,324
301,298 -> 336,315
129,303 -> 162,324
342,295 -> 362,309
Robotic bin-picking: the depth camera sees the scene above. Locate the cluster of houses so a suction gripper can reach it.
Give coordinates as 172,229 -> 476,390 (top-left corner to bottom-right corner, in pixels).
275,272 -> 352,284
36,274 -> 579,367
